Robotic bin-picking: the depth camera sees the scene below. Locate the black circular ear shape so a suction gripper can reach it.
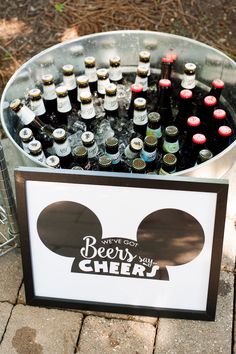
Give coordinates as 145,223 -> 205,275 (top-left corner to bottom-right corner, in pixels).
137,208 -> 205,268
37,201 -> 102,257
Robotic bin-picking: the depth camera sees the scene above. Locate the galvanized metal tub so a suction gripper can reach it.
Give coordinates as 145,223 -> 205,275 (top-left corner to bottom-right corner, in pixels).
1,30 -> 236,178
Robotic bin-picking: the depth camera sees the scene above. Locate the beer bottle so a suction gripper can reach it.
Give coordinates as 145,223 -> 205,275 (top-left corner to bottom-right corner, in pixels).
52,128 -> 73,168
55,85 -> 72,128
133,97 -> 148,138
71,145 -> 91,170
109,56 -> 123,84
181,133 -> 207,169
213,125 -> 233,155
71,166 -> 84,171
76,75 -> 91,106
200,95 -> 217,135
181,116 -> 202,150
138,50 -> 151,77
175,89 -> 193,133
127,83 -> 143,119
124,137 -> 143,166
180,63 -> 196,91
98,155 -> 112,172
140,135 -> 158,172
135,66 -> 149,96
46,155 -> 61,168
208,79 -> 224,101
159,153 -> 177,175
160,56 -> 173,80
80,91 -> 96,130
28,140 -> 47,164
105,136 -> 123,171
28,88 -> 49,124
81,131 -> 98,162
162,125 -> 180,157
104,83 -> 119,117
132,158 -> 146,174
155,79 -> 173,128
196,149 -> 213,165
42,74 -> 57,114
19,127 -> 34,154
84,56 -> 98,93
62,64 -> 77,105
97,68 -> 110,98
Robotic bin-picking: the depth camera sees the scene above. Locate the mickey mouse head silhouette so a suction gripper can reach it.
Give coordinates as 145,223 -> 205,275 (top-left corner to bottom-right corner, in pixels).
37,201 -> 205,281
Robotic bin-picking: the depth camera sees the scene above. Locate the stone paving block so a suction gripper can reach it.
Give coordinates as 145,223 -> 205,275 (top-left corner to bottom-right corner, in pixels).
154,271 -> 234,354
0,302 -> 13,341
0,249 -> 22,303
76,315 -> 156,354
0,304 -> 83,354
16,283 -> 25,305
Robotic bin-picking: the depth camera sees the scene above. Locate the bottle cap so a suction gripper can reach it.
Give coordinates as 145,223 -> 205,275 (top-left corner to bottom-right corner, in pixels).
62,64 -> 74,74
55,85 -> 68,97
76,75 -> 89,87
46,155 -> 60,168
213,109 -> 226,120
139,50 -> 151,62
162,57 -> 173,63
180,89 -> 193,99
71,166 -> 84,170
42,74 -> 54,84
130,83 -> 143,93
109,56 -> 121,66
198,149 -> 213,162
212,79 -> 224,89
134,97 -> 146,110
187,116 -> 201,127
137,65 -> 148,77
105,137 -> 118,148
163,153 -> 177,166
19,127 -> 33,141
28,140 -> 42,154
10,98 -> 22,112
80,91 -> 92,103
218,125 -> 232,137
159,79 -> 171,87
165,125 -> 178,137
84,56 -> 96,68
132,158 -> 146,171
105,83 -> 117,95
28,88 -> 42,99
184,63 -> 196,74
99,155 -> 112,167
144,135 -> 157,147
204,95 -> 217,106
53,128 -> 66,140
148,112 -> 161,123
97,68 -> 109,79
166,53 -> 177,61
130,137 -> 143,152
81,131 -> 95,145
192,133 -> 206,144
73,146 -> 88,158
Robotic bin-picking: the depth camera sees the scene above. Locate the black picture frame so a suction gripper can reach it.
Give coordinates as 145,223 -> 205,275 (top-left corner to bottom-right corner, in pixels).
15,167 -> 228,321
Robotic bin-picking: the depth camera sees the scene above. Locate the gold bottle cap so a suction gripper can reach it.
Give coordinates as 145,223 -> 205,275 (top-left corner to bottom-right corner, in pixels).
148,112 -> 161,123
42,74 -> 54,84
163,153 -> 177,166
134,97 -> 146,110
99,155 -> 112,167
97,68 -> 109,80
73,146 -> 88,158
130,137 -> 143,151
28,88 -> 42,99
137,65 -> 149,77
144,135 -> 157,147
46,155 -> 60,168
105,137 -> 118,148
28,140 -> 42,154
105,83 -> 117,95
52,128 -> 66,140
165,125 -> 179,137
139,50 -> 151,62
81,131 -> 94,144
80,91 -> 92,103
9,98 -> 22,112
132,158 -> 146,171
84,56 -> 96,68
19,127 -> 33,141
62,64 -> 74,74
55,85 -> 68,97
109,56 -> 121,67
76,75 -> 89,87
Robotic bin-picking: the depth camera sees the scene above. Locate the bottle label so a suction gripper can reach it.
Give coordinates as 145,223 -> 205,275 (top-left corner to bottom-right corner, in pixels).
109,67 -> 122,81
87,143 -> 98,158
106,151 -> 121,164
22,138 -> 35,154
138,61 -> 150,76
57,96 -> 72,113
140,149 -> 156,162
146,126 -> 162,139
17,105 -> 35,125
77,86 -> 91,102
98,78 -> 110,95
81,102 -> 95,119
104,95 -> 118,111
43,84 -> 57,100
85,67 -> 97,83
163,140 -> 179,153
124,145 -> 138,159
54,140 -> 71,157
135,76 -> 148,91
63,74 -> 76,90
30,99 -> 46,116
34,151 -> 47,164
181,74 -> 196,89
133,110 -> 148,126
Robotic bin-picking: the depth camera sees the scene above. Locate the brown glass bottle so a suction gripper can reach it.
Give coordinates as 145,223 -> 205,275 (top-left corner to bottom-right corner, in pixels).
133,97 -> 148,138
196,149 -> 213,165
62,64 -> 77,105
84,56 -> 98,93
140,135 -> 158,172
160,57 -> 173,80
80,91 -> 96,129
135,66 -> 149,96
97,68 -> 110,98
98,155 -> 112,172
155,79 -> 173,128
128,83 -> 143,119
181,63 -> 196,91
76,75 -> 91,107
71,145 -> 91,170
19,127 -> 34,154
132,158 -> 146,174
109,56 -> 123,84
208,79 -> 224,101
28,88 -> 49,124
55,85 -> 72,128
52,128 -> 73,168
42,74 -> 57,114
105,136 -> 122,171
175,89 -> 193,133
46,155 -> 61,168
104,83 -> 119,117
28,140 -> 47,164
159,153 -> 177,175
81,131 -> 98,163
212,125 -> 233,155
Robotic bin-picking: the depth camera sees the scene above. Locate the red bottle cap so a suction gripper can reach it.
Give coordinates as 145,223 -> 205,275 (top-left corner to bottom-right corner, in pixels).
212,79 -> 224,89
192,133 -> 206,144
159,79 -> 171,87
180,89 -> 193,100
187,116 -> 201,127
204,96 -> 217,107
166,53 -> 177,61
213,109 -> 226,120
218,125 -> 232,137
131,83 -> 143,93
162,57 -> 173,63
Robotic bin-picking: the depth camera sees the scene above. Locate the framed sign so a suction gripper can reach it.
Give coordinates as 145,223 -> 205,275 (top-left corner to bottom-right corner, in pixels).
15,167 -> 228,321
